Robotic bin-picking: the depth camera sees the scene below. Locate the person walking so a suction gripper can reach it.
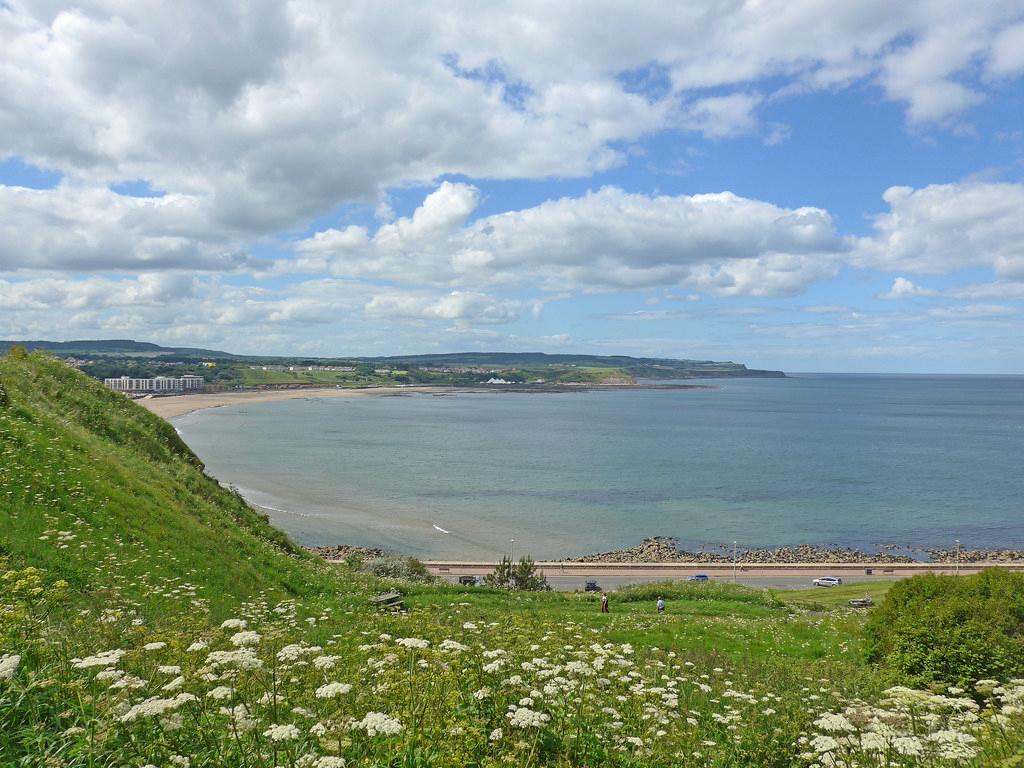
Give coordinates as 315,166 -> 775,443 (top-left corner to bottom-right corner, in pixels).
656,596 -> 665,614
600,592 -> 609,613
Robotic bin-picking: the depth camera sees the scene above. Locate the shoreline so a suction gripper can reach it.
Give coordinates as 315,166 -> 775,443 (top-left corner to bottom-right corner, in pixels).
138,385 -> 449,419
138,382 -> 716,420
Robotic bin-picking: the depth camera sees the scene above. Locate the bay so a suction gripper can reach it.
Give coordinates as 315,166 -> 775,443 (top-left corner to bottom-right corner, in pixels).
174,374 -> 1024,560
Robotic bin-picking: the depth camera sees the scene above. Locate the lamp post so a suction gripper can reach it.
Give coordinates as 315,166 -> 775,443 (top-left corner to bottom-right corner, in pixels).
732,540 -> 737,583
955,539 -> 960,576
510,538 -> 515,564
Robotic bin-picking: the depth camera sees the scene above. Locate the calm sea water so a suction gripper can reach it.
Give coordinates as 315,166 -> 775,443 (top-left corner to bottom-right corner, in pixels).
174,375 -> 1024,560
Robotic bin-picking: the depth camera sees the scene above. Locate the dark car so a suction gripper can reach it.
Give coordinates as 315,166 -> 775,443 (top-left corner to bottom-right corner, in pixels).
458,575 -> 480,587
584,579 -> 601,592
687,573 -> 710,582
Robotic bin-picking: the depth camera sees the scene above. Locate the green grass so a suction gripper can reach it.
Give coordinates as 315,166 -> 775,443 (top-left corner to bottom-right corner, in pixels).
780,581 -> 896,609
0,352 -> 341,616
235,367 -> 388,387
1,352 -> 1021,767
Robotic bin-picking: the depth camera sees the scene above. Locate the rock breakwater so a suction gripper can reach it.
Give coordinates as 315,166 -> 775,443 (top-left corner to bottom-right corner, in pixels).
569,537 -> 1024,564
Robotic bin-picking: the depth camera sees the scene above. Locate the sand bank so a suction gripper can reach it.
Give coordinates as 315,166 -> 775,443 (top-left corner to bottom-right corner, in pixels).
139,386 -> 450,419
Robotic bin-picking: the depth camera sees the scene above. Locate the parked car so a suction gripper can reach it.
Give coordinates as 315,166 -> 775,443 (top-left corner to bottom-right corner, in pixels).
458,575 -> 481,587
812,576 -> 843,587
687,573 -> 710,582
584,579 -> 601,592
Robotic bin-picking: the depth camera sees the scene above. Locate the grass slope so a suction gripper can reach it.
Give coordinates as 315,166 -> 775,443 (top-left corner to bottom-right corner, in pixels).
0,352 -> 335,615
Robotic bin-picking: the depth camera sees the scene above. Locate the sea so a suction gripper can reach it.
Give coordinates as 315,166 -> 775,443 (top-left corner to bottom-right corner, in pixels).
173,374 -> 1024,560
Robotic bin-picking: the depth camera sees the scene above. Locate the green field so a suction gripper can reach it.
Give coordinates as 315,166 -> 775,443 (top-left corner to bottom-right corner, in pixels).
1,351 -> 1020,767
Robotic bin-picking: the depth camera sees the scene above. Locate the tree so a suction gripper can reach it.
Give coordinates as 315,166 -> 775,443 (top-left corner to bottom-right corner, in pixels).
484,555 -> 550,591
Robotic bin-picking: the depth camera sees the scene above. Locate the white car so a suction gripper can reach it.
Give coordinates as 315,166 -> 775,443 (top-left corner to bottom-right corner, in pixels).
812,576 -> 843,587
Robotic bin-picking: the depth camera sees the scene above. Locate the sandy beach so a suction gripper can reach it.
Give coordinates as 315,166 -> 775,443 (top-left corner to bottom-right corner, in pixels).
137,386 -> 456,419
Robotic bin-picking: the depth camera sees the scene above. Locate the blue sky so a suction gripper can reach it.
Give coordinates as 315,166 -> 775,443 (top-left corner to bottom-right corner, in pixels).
2,2 -> 1024,372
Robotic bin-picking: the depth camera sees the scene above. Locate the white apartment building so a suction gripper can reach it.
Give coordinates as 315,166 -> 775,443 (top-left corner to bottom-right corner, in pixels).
104,374 -> 204,393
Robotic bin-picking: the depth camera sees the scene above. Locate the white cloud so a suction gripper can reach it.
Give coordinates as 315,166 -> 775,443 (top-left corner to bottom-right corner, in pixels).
877,277 -> 938,300
0,274 -> 527,351
987,22 -> 1024,78
855,182 -> 1024,278
364,291 -> 523,325
680,93 -> 762,139
0,0 -> 1020,253
946,281 -> 1024,300
0,183 -> 252,271
927,303 -> 1020,319
297,184 -> 844,297
803,304 -> 851,313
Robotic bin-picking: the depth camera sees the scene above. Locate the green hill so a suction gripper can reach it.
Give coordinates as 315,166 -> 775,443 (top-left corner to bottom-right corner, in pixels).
0,338 -> 236,358
1,350 -> 1020,767
0,350 -> 331,615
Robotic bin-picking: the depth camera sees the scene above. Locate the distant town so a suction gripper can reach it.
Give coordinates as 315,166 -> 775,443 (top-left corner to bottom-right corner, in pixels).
3,339 -> 785,396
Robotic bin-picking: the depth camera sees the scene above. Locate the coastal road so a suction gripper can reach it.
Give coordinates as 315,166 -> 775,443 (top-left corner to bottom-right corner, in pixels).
425,561 -> 1021,592
436,573 -> 898,591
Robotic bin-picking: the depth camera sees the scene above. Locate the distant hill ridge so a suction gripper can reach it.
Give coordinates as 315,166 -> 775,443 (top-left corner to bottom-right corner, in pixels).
0,339 -> 784,376
0,338 -> 236,357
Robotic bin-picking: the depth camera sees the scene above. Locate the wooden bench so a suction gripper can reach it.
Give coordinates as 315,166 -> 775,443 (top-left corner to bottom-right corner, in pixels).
370,592 -> 405,612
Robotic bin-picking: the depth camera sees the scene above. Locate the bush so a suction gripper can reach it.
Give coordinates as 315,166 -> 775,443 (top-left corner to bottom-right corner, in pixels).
364,555 -> 435,584
484,555 -> 550,591
865,568 -> 1024,686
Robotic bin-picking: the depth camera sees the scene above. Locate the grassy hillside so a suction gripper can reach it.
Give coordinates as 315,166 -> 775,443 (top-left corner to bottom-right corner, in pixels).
1,351 -> 1021,767
0,351 -> 336,615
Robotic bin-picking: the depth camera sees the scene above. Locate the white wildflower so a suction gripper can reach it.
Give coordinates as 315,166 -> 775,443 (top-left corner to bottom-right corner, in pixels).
162,676 -> 185,692
120,693 -> 197,723
353,711 -> 403,737
263,723 -> 301,742
507,707 -> 550,729
207,686 -> 234,700
220,619 -> 247,630
892,736 -> 923,756
315,682 -> 353,699
143,642 -> 167,651
0,654 -> 20,680
395,638 -> 430,649
814,712 -> 855,733
206,649 -> 262,669
71,649 -> 126,669
230,631 -> 261,647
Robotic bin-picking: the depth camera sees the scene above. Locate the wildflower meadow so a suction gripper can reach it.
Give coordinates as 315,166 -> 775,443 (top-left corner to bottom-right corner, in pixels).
2,353 -> 1023,767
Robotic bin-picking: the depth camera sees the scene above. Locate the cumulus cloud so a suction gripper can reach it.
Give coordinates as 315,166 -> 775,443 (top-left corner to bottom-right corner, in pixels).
854,182 -> 1024,279
296,183 -> 845,297
0,274 -> 527,350
364,291 -> 524,325
877,277 -> 938,300
0,0 -> 1020,249
0,183 -> 252,271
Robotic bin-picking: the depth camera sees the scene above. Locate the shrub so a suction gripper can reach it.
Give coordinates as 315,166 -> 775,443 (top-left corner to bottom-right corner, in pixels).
865,568 -> 1024,686
365,555 -> 435,583
484,555 -> 550,591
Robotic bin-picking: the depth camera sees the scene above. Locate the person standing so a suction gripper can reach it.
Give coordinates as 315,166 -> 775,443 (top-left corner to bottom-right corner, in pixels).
656,596 -> 665,614
600,592 -> 609,613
